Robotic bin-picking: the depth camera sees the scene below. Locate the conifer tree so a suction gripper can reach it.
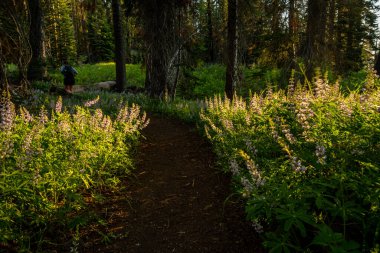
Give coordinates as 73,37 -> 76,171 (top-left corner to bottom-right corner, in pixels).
44,0 -> 76,65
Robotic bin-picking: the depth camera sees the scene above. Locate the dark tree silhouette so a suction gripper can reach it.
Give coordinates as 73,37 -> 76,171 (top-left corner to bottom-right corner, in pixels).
375,51 -> 380,75
225,0 -> 238,100
27,0 -> 46,81
141,1 -> 176,98
112,0 -> 126,92
302,0 -> 327,78
206,0 -> 215,63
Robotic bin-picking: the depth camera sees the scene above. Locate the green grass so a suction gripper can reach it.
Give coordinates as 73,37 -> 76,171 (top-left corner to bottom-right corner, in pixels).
38,63 -> 145,90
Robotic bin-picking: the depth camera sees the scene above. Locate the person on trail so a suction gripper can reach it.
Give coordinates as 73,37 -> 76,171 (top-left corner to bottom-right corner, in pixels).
60,61 -> 78,94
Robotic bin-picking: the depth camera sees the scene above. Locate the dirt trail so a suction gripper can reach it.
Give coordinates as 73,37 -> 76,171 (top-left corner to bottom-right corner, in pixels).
81,115 -> 262,253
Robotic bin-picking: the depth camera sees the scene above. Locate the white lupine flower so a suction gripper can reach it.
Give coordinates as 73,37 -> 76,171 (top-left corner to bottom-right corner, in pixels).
230,159 -> 240,175
0,96 -> 16,131
315,144 -> 326,164
291,156 -> 307,172
245,140 -> 257,155
281,124 -> 296,144
55,96 -> 63,113
252,220 -> 264,233
84,96 -> 100,107
241,177 -> 254,194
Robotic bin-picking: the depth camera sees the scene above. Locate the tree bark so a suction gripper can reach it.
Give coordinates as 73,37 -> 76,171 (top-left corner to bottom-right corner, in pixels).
0,59 -> 8,91
327,0 -> 336,66
303,0 -> 327,79
112,0 -> 126,92
142,1 -> 176,98
206,0 -> 215,62
225,0 -> 238,100
288,0 -> 297,67
375,51 -> 380,76
27,0 -> 46,81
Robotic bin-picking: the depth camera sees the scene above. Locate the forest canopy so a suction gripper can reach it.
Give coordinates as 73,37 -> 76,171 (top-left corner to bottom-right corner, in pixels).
0,0 -> 379,96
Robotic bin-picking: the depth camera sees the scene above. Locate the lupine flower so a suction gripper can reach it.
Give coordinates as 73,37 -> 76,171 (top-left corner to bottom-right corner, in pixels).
55,96 -> 63,113
0,96 -> 16,131
102,115 -> 112,130
288,72 -> 295,97
249,95 -> 263,115
0,139 -> 14,159
20,107 -> 33,123
271,126 -> 279,141
230,159 -> 240,175
221,118 -> 234,130
280,124 -> 296,144
315,144 -> 326,164
94,108 -> 103,121
58,120 -> 71,134
295,95 -> 314,140
314,77 -> 330,99
23,131 -> 33,153
245,140 -> 257,155
38,106 -> 48,124
246,159 -> 265,187
33,172 -> 42,185
266,87 -> 273,99
241,177 -> 254,195
339,102 -> 353,117
84,96 -> 100,107
291,156 -> 307,172
252,220 -> 264,233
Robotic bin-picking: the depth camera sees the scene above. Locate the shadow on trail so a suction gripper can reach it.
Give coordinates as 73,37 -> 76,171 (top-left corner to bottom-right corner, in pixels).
81,114 -> 263,253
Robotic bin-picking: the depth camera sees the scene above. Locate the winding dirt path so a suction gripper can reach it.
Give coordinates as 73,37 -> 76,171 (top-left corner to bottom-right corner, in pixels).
81,115 -> 263,252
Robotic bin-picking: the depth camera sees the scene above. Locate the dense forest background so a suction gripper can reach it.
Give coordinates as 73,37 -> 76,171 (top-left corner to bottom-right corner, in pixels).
0,0 -> 379,97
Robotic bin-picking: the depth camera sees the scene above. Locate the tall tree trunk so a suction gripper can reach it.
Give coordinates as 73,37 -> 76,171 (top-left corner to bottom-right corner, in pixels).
0,53 -> 8,91
170,8 -> 182,100
225,0 -> 238,100
288,0 -> 297,68
303,0 -> 327,79
206,0 -> 215,62
375,50 -> 380,75
124,0 -> 133,62
143,1 -> 176,98
27,0 -> 46,81
327,0 -> 336,66
112,0 -> 126,92
272,0 -> 280,33
335,1 -> 344,72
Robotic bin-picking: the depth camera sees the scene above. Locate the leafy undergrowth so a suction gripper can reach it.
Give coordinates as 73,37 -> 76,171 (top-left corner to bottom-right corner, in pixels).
0,93 -> 148,252
200,76 -> 380,252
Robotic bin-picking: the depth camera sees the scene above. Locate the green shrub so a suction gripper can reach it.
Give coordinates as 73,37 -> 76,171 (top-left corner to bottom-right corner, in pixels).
0,93 -> 148,250
192,64 -> 225,98
200,76 -> 380,252
178,64 -> 287,99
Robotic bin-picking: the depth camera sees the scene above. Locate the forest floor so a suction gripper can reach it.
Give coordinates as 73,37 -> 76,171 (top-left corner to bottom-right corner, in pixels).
64,115 -> 263,252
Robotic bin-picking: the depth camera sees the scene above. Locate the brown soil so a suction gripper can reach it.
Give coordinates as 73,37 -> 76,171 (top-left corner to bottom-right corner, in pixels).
77,115 -> 263,253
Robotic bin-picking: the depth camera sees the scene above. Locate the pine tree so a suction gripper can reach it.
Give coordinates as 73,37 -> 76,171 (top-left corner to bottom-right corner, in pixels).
44,0 -> 76,65
87,0 -> 114,62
